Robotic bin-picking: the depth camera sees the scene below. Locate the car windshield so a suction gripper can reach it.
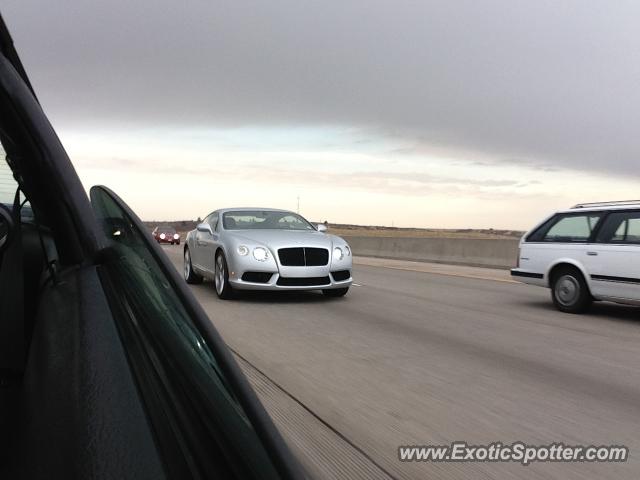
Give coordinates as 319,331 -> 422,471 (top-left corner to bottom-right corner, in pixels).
222,211 -> 315,231
158,226 -> 176,234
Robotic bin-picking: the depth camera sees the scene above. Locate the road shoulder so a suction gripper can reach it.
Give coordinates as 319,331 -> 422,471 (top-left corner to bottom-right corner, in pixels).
354,256 -> 516,284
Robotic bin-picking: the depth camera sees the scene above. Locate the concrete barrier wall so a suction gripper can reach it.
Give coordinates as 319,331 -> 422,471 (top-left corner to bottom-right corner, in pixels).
343,236 -> 520,269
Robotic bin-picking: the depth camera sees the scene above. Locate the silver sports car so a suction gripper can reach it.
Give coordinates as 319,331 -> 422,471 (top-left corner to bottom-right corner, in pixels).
183,208 -> 353,299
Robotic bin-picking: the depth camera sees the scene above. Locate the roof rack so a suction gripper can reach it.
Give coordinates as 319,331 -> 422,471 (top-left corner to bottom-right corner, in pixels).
572,200 -> 640,209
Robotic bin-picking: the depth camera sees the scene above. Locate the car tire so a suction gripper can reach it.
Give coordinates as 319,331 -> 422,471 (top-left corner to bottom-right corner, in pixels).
322,287 -> 349,297
214,251 -> 234,299
551,267 -> 591,314
184,247 -> 203,284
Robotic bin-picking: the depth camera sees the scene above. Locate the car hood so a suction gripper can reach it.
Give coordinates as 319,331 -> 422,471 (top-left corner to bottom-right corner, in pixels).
226,230 -> 342,249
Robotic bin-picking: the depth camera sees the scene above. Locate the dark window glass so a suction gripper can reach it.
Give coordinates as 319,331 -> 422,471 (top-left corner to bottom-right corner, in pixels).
596,211 -> 640,244
91,188 -> 280,479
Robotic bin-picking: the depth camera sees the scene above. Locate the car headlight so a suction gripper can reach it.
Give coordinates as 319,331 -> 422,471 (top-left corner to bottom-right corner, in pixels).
160,233 -> 166,239
173,234 -> 179,239
253,247 -> 269,261
345,245 -> 351,256
237,245 -> 249,256
333,247 -> 343,260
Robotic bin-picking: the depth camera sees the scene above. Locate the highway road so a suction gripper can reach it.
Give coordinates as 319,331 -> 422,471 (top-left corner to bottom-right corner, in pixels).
164,246 -> 640,479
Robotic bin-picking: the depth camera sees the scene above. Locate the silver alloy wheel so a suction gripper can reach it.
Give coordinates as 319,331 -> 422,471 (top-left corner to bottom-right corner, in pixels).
184,249 -> 191,280
555,274 -> 579,306
215,254 -> 225,294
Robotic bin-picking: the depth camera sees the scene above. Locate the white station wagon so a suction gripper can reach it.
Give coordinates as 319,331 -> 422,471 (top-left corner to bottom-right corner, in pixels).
511,201 -> 640,313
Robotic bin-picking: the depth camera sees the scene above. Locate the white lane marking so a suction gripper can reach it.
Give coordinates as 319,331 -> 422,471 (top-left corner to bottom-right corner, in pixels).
352,283 -> 363,287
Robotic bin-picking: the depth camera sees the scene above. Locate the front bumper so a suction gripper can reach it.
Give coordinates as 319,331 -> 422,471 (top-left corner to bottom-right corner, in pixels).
229,271 -> 352,291
226,243 -> 353,291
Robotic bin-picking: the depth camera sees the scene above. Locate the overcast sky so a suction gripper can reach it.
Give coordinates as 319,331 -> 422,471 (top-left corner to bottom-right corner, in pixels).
3,1 -> 640,229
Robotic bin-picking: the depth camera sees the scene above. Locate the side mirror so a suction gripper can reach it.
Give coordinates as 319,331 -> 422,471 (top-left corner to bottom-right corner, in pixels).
197,223 -> 213,235
0,204 -> 15,253
316,223 -> 328,232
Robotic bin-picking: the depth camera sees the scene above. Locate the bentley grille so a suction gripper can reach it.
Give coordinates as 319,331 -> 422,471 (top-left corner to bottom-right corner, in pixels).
278,247 -> 329,266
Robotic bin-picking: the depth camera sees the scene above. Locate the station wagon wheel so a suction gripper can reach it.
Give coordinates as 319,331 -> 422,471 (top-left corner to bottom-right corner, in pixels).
184,247 -> 202,284
551,267 -> 591,314
214,251 -> 234,299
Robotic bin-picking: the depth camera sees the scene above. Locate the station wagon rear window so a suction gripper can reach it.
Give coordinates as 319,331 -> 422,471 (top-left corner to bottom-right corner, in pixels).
526,213 -> 603,243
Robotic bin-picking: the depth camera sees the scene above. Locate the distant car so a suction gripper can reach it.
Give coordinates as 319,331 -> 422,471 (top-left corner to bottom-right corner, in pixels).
153,225 -> 180,245
184,208 -> 353,299
511,200 -> 640,313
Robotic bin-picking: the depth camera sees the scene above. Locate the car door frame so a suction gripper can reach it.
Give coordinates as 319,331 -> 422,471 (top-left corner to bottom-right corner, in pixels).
0,15 -> 302,478
0,38 -> 99,265
0,23 -> 170,478
90,187 -> 303,479
586,209 -> 640,302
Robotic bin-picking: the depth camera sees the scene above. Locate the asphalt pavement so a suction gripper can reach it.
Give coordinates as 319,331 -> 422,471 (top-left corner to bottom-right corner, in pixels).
164,246 -> 640,480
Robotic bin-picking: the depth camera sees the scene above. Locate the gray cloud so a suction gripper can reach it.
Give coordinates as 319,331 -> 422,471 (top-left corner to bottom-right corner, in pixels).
80,155 -> 530,196
3,0 -> 640,176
